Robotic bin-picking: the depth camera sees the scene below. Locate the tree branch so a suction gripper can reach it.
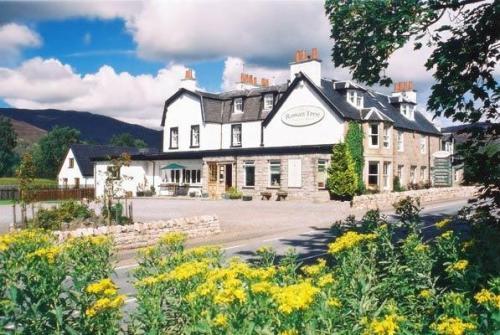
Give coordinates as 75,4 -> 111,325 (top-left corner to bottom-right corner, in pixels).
430,0 -> 486,10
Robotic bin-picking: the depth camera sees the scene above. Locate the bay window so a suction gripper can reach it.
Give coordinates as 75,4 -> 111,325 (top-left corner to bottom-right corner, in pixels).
383,162 -> 391,189
369,123 -> 379,147
383,125 -> 390,148
368,162 -> 379,186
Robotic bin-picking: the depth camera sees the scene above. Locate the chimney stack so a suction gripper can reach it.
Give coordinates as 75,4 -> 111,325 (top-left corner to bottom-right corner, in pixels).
392,81 -> 417,103
181,68 -> 196,90
261,78 -> 269,87
290,47 -> 322,86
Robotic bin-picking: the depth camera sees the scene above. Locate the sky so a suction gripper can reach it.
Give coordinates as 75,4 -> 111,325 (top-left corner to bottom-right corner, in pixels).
0,0 -> 457,128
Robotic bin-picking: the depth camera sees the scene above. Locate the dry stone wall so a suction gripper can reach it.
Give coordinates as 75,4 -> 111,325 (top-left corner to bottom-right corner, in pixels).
352,186 -> 478,210
54,215 -> 221,250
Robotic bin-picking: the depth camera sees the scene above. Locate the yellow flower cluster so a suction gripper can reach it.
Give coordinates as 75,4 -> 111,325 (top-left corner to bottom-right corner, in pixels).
160,232 -> 187,245
213,277 -> 247,305
251,281 -> 275,295
328,231 -> 377,254
86,278 -> 118,296
302,259 -> 326,276
364,314 -> 403,335
327,298 -> 342,308
414,243 -> 429,253
447,260 -> 469,272
280,330 -> 298,335
432,317 -> 476,335
317,274 -> 335,287
0,230 -> 50,252
85,295 -> 125,317
440,231 -> 453,239
474,289 -> 500,308
461,240 -> 475,252
271,281 -> 320,314
183,245 -> 221,258
166,260 -> 211,281
436,218 -> 452,229
212,313 -> 228,327
419,289 -> 432,299
29,246 -> 62,264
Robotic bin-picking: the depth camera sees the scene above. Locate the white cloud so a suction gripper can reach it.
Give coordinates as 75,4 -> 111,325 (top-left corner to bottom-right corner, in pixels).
83,32 -> 92,45
0,57 -> 187,128
0,23 -> 42,64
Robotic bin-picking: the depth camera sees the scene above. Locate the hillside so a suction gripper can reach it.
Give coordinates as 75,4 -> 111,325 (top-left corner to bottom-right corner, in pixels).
0,108 -> 162,149
8,118 -> 47,145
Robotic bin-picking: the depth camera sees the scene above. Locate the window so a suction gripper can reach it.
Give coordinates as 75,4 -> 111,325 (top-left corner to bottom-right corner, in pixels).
68,158 -> 74,168
233,98 -> 243,113
231,124 -> 242,147
190,125 -> 200,147
288,159 -> 302,188
269,160 -> 281,187
400,104 -> 414,120
74,178 -> 80,188
347,90 -> 355,104
383,125 -> 390,148
397,131 -> 404,152
107,166 -> 120,180
420,166 -> 426,182
410,166 -> 417,184
170,127 -> 178,149
397,164 -> 404,182
263,94 -> 274,111
369,123 -> 379,147
63,178 -> 68,187
356,95 -> 363,108
209,163 -> 217,183
170,169 -> 181,183
317,159 -> 328,189
243,161 -> 255,187
445,141 -> 453,153
383,162 -> 391,189
184,169 -> 201,184
368,162 -> 379,186
420,135 -> 426,154
347,90 -> 363,108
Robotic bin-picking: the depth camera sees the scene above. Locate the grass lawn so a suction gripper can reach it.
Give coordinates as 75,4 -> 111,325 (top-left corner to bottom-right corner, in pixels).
0,178 -> 57,187
0,200 -> 14,205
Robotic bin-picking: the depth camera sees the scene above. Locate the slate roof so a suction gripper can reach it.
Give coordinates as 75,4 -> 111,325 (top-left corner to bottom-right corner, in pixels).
161,73 -> 441,136
68,144 -> 145,176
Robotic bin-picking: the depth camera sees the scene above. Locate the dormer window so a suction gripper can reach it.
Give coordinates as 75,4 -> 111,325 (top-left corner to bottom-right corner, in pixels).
263,94 -> 273,111
400,103 -> 414,120
233,98 -> 243,113
346,89 -> 363,109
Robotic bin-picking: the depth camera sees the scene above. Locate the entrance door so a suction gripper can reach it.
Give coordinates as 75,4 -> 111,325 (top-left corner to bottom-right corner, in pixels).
208,162 -> 218,198
225,164 -> 233,191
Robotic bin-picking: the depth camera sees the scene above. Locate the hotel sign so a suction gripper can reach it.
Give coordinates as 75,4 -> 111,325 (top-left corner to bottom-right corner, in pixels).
281,105 -> 325,127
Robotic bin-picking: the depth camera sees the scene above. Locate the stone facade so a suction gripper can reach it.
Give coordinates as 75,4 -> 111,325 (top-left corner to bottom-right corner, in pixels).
54,215 -> 221,250
352,186 -> 478,210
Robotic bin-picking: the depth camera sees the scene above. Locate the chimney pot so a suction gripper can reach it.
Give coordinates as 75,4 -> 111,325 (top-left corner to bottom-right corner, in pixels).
311,48 -> 319,60
184,69 -> 194,80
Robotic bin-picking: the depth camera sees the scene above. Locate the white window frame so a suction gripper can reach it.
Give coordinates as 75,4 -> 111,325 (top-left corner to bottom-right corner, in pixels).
383,125 -> 391,149
233,98 -> 243,113
397,164 -> 404,182
420,166 -> 426,182
170,127 -> 178,149
368,161 -> 379,187
317,159 -> 328,189
190,125 -> 200,147
269,160 -> 281,187
420,135 -> 426,154
397,131 -> 404,152
369,123 -> 379,148
347,89 -> 363,108
383,162 -> 391,189
68,158 -> 74,169
243,161 -> 255,187
231,124 -> 242,147
410,166 -> 417,184
263,94 -> 274,111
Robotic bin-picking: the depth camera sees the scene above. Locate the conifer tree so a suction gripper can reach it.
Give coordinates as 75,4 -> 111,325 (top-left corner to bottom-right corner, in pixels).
326,143 -> 358,200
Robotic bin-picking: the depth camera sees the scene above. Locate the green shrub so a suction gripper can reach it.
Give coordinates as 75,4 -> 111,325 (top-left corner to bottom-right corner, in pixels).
227,187 -> 243,200
326,143 -> 358,200
345,121 -> 365,194
32,200 -> 92,230
393,176 -> 405,192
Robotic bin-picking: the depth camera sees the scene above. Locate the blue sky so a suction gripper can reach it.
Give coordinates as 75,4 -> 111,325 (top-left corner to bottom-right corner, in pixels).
0,1 -> 454,127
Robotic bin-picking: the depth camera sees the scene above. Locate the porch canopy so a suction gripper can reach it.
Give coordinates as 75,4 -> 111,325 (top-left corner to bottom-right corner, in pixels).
160,163 -> 185,170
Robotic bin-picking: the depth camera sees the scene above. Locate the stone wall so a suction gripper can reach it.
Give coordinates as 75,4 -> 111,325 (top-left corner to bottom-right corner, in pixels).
352,186 -> 478,210
54,215 -> 221,250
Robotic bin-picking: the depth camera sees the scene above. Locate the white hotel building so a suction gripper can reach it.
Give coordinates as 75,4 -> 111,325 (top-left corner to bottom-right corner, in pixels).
93,49 -> 441,200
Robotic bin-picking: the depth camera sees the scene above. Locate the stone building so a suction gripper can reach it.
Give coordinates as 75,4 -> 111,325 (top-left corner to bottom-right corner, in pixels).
93,49 -> 441,199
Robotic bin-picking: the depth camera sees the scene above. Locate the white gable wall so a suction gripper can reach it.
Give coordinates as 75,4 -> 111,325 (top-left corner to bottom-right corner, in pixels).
57,149 -> 93,187
263,80 -> 345,147
163,93 -> 221,151
221,121 -> 262,148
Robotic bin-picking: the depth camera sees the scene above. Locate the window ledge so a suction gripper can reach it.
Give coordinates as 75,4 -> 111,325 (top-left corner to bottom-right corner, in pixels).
231,144 -> 242,148
190,145 -> 200,149
169,147 -> 179,150
242,186 -> 255,189
266,186 -> 281,189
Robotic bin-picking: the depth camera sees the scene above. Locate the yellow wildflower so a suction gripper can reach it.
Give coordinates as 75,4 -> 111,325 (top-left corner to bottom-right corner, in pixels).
327,298 -> 342,308
212,313 -> 228,327
86,278 -> 118,295
432,317 -> 476,335
136,273 -> 169,287
272,281 -> 320,314
302,259 -> 326,276
440,231 -> 453,239
461,240 -> 475,251
256,246 -> 273,254
414,243 -> 429,252
280,330 -> 298,335
447,260 -> 469,273
251,281 -> 275,295
214,278 -> 247,305
419,289 -> 432,299
166,260 -> 210,281
160,232 -> 187,245
436,218 -> 451,229
29,246 -> 62,264
183,245 -> 221,258
328,231 -> 377,254
474,289 -> 500,308
364,314 -> 403,335
317,274 -> 335,287
85,295 -> 125,317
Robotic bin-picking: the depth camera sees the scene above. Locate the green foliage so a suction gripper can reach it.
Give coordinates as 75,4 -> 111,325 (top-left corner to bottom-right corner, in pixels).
109,132 -> 147,149
345,121 -> 365,194
393,176 -> 405,192
31,126 -> 81,178
33,200 -> 92,230
101,202 -> 130,225
0,117 -> 19,177
393,196 -> 422,231
16,153 -> 36,205
0,177 -> 57,187
226,186 -> 243,200
326,143 -> 358,200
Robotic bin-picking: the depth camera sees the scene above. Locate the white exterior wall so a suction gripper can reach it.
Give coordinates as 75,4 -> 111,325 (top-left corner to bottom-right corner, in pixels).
221,121 -> 262,148
264,80 -> 345,147
163,93 -> 222,151
57,149 -> 93,187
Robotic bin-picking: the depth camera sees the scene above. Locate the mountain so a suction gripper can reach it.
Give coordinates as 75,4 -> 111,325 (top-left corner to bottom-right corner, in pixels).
0,108 -> 162,149
8,118 -> 47,145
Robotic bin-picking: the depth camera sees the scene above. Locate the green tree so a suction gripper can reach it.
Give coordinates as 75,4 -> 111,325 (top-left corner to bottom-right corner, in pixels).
32,126 -> 81,178
345,121 -> 365,194
0,117 -> 19,177
327,143 -> 358,200
16,153 -> 36,224
109,133 -> 147,149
